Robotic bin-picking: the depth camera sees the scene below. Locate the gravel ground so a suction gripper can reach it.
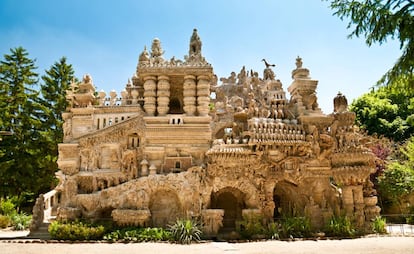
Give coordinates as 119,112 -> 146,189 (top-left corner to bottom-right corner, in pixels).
1,236 -> 414,254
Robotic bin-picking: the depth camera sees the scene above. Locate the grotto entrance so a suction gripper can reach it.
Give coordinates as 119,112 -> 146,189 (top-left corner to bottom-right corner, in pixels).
210,187 -> 246,230
273,181 -> 303,219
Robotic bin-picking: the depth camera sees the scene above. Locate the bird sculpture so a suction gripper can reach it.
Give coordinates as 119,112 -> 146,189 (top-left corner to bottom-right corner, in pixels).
262,59 -> 275,68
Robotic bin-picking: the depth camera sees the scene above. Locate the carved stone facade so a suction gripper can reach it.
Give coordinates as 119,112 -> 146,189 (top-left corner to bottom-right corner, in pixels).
39,29 -> 379,234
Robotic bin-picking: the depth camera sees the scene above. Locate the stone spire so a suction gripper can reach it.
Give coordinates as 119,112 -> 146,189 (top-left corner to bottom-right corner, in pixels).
138,46 -> 150,65
185,28 -> 208,65
291,56 -> 310,79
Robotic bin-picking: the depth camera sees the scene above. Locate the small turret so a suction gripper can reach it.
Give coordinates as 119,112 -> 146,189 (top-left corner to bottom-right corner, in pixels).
333,92 -> 348,113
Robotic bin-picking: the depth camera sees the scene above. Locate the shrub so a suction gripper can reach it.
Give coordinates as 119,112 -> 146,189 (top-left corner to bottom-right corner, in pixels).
10,213 -> 32,230
237,213 -> 266,239
0,215 -> 11,228
103,227 -> 171,242
324,216 -> 355,237
139,227 -> 171,241
0,198 -> 16,216
168,218 -> 202,244
48,221 -> 106,240
279,216 -> 312,238
372,216 -> 387,234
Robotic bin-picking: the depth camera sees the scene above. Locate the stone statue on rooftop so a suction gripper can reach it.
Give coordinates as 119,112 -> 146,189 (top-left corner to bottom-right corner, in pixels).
151,38 -> 164,64
295,56 -> 303,69
189,28 -> 202,56
262,59 -> 276,80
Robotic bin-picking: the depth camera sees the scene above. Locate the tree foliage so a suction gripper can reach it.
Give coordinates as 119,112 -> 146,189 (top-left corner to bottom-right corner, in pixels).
350,75 -> 414,141
0,48 -> 73,207
378,137 -> 414,205
40,57 -> 74,163
327,0 -> 414,85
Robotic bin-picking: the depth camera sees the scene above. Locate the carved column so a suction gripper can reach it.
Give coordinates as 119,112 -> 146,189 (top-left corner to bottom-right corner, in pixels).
196,75 -> 210,116
353,185 -> 365,227
157,75 -> 170,116
341,186 -> 354,217
183,75 -> 196,115
143,76 -> 157,116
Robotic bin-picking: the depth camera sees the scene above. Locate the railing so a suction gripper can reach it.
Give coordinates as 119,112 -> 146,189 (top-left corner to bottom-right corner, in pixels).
42,190 -> 60,222
386,223 -> 414,235
382,214 -> 414,236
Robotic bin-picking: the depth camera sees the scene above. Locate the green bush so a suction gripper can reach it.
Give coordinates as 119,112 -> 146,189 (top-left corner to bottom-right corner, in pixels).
168,218 -> 202,244
325,216 -> 355,237
103,227 -> 171,242
372,216 -> 387,234
10,213 -> 31,230
237,213 -> 266,239
279,216 -> 312,238
405,206 -> 414,224
0,198 -> 16,216
0,214 -> 11,228
48,221 -> 106,240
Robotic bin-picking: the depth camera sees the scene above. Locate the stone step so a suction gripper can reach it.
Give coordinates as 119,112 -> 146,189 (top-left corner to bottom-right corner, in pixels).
28,223 -> 51,240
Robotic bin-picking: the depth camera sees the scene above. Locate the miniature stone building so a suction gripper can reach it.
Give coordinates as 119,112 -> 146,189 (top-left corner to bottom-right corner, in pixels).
36,29 -> 380,235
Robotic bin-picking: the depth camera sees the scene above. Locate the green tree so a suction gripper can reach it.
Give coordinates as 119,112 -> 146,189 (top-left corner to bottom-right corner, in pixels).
0,47 -> 55,204
327,0 -> 414,86
378,137 -> 414,210
40,57 -> 75,160
350,75 -> 414,141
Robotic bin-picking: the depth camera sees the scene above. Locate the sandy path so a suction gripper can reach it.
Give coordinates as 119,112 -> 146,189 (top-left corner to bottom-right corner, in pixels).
1,237 -> 414,254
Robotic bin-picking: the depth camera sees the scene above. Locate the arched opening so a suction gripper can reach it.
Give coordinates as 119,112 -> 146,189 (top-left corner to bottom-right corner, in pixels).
273,181 -> 304,219
149,190 -> 182,227
168,97 -> 182,114
210,187 -> 246,230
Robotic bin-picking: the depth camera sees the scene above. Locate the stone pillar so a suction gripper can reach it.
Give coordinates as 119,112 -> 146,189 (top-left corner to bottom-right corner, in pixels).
196,75 -> 210,116
183,75 -> 196,115
143,76 -> 157,116
341,186 -> 354,216
364,196 -> 381,228
140,159 -> 149,177
353,185 -> 365,227
157,75 -> 170,116
131,89 -> 139,105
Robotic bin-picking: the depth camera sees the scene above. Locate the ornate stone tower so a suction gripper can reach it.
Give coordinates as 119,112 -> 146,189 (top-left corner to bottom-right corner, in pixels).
129,29 -> 214,173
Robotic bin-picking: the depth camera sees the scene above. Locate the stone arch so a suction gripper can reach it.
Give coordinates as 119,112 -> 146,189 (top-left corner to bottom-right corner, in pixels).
273,180 -> 306,218
213,121 -> 235,139
209,178 -> 261,209
149,189 -> 182,227
210,187 -> 246,229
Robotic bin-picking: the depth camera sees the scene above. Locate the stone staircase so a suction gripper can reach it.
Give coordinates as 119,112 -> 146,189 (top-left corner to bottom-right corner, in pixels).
28,222 -> 51,240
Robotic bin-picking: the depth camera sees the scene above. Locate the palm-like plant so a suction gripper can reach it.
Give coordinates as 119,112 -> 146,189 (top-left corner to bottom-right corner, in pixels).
168,218 -> 202,244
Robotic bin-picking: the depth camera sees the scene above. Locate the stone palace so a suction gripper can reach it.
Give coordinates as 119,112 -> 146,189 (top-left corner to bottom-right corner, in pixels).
31,29 -> 380,236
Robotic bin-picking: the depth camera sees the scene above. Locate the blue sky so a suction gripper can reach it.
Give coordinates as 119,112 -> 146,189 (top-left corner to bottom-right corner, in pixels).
0,0 -> 401,113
